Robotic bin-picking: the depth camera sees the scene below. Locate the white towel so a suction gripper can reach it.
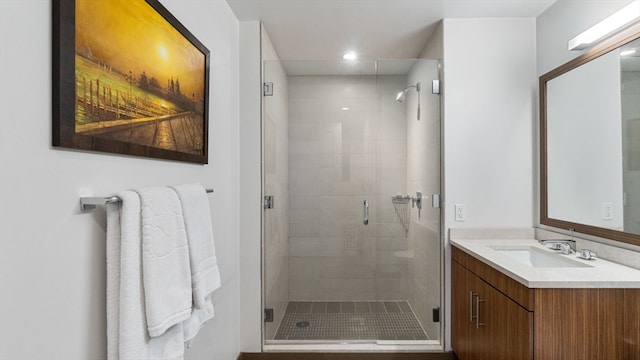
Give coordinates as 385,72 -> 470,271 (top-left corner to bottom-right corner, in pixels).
106,191 -> 185,360
138,187 -> 193,338
171,183 -> 221,343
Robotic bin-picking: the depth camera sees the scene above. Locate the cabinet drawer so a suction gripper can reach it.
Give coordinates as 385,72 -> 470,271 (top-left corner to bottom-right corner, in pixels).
452,246 -> 534,310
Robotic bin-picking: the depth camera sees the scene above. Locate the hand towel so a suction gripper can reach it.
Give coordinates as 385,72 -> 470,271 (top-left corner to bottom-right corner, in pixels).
106,191 -> 185,360
138,187 -> 193,338
170,184 -> 221,308
170,183 -> 221,343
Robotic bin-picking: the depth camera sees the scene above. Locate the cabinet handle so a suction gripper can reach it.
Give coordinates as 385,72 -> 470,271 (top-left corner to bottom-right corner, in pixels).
469,291 -> 477,322
475,296 -> 485,329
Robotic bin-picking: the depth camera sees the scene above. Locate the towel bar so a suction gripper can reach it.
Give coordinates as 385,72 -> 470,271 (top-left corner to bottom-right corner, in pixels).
80,189 -> 214,211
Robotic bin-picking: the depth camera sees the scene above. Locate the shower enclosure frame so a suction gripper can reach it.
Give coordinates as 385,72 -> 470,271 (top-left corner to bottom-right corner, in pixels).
260,58 -> 445,352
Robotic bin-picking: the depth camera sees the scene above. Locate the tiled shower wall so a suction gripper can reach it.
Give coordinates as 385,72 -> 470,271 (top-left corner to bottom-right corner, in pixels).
287,75 -> 410,301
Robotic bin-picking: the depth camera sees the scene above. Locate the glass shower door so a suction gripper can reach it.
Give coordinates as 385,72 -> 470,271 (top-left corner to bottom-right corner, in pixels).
372,59 -> 441,343
262,58 -> 442,347
262,59 -> 290,342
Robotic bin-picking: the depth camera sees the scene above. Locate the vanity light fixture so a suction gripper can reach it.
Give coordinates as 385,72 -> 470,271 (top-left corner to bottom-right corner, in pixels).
342,52 -> 357,60
568,0 -> 640,51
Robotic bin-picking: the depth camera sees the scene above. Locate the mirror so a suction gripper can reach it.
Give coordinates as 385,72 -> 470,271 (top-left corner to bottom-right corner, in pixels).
540,26 -> 640,247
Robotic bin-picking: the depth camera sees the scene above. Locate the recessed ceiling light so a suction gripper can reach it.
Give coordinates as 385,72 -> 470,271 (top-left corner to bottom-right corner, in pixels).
621,49 -> 637,56
341,107 -> 350,111
342,52 -> 357,60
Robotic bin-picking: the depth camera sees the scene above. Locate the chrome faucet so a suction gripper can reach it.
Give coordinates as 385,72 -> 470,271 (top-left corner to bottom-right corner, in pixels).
538,239 -> 576,255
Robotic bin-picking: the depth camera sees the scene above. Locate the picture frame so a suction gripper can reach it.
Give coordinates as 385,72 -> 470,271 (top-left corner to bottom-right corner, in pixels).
53,0 -> 210,164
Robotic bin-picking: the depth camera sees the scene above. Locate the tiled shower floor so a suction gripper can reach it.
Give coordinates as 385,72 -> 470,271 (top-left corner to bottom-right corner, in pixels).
273,301 -> 428,341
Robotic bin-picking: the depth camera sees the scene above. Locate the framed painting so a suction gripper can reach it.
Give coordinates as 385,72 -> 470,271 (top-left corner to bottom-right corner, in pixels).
53,0 -> 210,164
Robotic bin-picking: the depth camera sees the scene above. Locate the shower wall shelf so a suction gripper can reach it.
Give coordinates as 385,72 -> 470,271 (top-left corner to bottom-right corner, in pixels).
391,194 -> 412,234
79,188 -> 214,211
391,195 -> 412,204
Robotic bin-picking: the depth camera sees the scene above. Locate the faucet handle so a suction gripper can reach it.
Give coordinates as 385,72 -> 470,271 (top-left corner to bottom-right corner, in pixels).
578,249 -> 597,260
546,243 -> 562,251
539,239 -> 576,253
559,243 -> 574,255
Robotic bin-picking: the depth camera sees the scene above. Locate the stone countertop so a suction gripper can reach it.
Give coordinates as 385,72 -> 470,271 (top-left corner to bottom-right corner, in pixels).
451,238 -> 640,288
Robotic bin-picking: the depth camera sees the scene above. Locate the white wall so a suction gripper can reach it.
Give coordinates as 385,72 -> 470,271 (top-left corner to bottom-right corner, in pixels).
238,21 -> 263,352
441,17 -> 537,350
443,18 -> 536,230
0,1 -> 241,359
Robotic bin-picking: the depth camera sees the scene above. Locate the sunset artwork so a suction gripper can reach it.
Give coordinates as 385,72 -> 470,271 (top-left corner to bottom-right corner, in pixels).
60,0 -> 209,162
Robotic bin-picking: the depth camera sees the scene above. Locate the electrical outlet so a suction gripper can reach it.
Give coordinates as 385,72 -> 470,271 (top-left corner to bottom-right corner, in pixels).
602,202 -> 613,220
455,204 -> 466,222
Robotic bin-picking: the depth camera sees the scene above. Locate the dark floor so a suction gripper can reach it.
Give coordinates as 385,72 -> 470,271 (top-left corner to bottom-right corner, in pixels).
240,352 -> 457,360
274,301 -> 428,341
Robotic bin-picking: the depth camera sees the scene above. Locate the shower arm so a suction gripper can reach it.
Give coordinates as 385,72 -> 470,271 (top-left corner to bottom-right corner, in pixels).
398,82 -> 421,121
401,83 -> 421,95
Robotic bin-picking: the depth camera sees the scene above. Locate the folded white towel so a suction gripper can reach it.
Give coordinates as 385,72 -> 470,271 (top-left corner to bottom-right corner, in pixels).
138,187 -> 193,338
171,184 -> 221,308
107,191 -> 185,360
171,183 -> 221,343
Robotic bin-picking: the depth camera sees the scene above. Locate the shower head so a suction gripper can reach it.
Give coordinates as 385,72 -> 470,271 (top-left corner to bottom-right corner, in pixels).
396,82 -> 422,121
395,82 -> 421,103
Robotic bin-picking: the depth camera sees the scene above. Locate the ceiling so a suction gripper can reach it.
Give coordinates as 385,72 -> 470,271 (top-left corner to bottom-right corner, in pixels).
226,0 -> 556,65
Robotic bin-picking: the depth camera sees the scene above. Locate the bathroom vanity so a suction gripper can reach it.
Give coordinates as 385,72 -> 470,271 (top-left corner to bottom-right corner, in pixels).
451,238 -> 640,360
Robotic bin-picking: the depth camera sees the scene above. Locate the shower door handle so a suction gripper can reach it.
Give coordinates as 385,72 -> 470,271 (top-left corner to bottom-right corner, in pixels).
363,200 -> 369,225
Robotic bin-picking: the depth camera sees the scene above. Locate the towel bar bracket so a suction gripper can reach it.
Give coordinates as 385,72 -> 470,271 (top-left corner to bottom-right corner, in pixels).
80,189 -> 213,211
80,196 -> 121,211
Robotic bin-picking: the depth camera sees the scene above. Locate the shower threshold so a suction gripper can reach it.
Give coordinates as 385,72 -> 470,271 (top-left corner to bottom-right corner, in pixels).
273,301 -> 429,342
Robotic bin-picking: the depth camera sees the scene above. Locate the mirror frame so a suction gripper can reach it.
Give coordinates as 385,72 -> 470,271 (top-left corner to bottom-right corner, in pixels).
540,25 -> 640,248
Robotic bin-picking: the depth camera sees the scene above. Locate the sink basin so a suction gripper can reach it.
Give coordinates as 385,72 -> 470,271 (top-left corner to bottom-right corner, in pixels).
489,246 -> 592,268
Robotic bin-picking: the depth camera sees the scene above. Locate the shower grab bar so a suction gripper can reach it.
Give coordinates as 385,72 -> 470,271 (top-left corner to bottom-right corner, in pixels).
79,188 -> 213,211
363,199 -> 369,225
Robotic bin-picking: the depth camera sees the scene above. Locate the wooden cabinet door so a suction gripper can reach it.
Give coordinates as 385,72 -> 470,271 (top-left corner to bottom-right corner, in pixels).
452,260 -> 533,360
452,260 -> 493,360
481,278 -> 533,360
452,261 -> 474,359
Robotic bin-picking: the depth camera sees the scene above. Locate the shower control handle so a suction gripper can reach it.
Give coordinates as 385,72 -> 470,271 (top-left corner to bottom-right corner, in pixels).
363,200 -> 369,225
